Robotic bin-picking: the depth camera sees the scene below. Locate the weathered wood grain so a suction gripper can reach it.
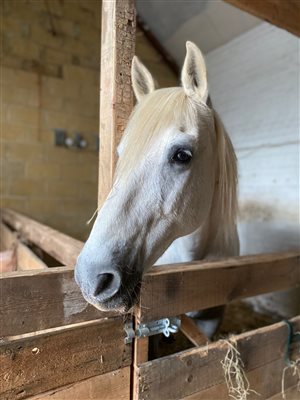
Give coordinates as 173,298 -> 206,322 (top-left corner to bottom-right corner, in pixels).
0,318 -> 131,400
0,267 -> 119,337
28,367 -> 131,400
17,242 -> 48,270
139,252 -> 300,322
181,359 -> 299,399
137,317 -> 300,400
1,209 -> 83,266
0,250 -> 16,273
180,314 -> 210,347
0,222 -> 17,251
98,0 -> 136,207
224,0 -> 300,37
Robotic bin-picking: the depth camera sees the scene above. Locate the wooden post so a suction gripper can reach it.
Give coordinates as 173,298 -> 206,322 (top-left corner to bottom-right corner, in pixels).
98,0 -> 136,208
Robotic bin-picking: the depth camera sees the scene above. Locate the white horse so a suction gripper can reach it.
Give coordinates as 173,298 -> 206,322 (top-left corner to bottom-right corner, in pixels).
75,42 -> 239,338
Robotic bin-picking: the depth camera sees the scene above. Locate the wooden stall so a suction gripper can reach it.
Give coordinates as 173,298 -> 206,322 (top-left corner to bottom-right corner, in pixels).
1,0 -> 300,399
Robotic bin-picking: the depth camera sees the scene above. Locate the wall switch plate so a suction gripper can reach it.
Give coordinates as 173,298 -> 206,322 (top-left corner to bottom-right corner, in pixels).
54,129 -> 67,146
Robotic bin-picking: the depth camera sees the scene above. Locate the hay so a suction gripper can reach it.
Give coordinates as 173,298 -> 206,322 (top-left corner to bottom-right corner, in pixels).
281,359 -> 300,400
281,323 -> 300,400
221,339 -> 260,400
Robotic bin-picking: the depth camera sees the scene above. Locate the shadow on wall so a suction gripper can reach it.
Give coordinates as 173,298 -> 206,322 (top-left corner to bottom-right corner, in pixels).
238,201 -> 300,318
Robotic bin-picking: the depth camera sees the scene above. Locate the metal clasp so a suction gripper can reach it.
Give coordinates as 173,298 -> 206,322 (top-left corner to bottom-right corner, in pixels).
124,317 -> 181,344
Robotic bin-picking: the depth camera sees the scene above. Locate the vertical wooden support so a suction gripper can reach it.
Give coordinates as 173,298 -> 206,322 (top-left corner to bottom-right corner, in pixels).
133,306 -> 149,400
98,0 -> 136,208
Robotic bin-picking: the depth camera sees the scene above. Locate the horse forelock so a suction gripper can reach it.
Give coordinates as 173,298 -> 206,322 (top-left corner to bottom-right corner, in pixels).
115,87 -> 208,181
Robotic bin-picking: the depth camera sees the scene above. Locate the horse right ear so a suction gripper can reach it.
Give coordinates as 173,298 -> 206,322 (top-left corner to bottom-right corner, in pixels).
181,41 -> 208,103
131,56 -> 155,102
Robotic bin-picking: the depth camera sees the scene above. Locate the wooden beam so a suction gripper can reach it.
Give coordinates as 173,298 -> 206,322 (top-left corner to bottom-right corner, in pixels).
0,250 -> 17,273
224,0 -> 300,37
17,242 -> 48,270
0,267 -> 119,337
138,251 -> 300,322
28,367 -> 131,400
181,360 -> 298,399
136,317 -> 300,400
1,208 -> 83,266
137,15 -> 179,77
98,0 -> 136,207
180,314 -> 210,347
0,318 -> 132,400
0,222 -> 17,251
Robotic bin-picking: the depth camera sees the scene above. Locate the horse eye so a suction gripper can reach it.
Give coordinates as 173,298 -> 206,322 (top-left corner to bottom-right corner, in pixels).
171,149 -> 193,164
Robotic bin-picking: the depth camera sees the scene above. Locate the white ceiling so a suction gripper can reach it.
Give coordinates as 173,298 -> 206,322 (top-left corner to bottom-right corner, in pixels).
137,0 -> 261,64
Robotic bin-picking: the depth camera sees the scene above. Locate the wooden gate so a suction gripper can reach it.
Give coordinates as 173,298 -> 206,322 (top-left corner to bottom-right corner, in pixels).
1,1 -> 300,399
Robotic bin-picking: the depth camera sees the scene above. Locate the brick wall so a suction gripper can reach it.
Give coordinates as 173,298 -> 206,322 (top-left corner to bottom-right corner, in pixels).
1,0 -> 177,240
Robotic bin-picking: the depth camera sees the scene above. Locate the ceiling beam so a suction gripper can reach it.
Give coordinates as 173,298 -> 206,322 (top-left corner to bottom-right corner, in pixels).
224,0 -> 300,37
137,15 -> 179,77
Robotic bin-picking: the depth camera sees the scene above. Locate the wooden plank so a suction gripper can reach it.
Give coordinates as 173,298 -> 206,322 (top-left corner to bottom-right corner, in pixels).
0,250 -> 17,273
136,317 -> 300,400
224,0 -> 300,37
180,314 -> 210,347
98,0 -> 136,207
139,252 -> 300,322
181,359 -> 299,399
0,267 -> 119,337
1,208 -> 83,266
17,242 -> 48,270
28,367 -> 131,400
0,318 -> 132,400
0,222 -> 17,251
267,385 -> 299,400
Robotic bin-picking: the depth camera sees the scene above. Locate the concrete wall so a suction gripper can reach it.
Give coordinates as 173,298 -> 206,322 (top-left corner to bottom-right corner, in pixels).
1,0 -> 177,240
206,23 -> 299,317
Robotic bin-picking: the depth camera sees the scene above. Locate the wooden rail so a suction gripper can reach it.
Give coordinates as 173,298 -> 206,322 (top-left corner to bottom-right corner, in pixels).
1,251 -> 299,337
0,267 -> 118,337
1,209 -> 83,266
0,318 -> 131,400
138,252 -> 300,322
136,316 -> 300,399
224,0 -> 300,37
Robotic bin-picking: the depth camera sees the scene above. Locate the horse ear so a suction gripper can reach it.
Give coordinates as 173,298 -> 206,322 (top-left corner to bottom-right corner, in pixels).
181,41 -> 208,103
131,56 -> 155,102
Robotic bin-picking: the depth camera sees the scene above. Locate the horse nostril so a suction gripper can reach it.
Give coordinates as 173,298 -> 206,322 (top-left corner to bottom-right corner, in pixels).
93,273 -> 114,296
93,271 -> 121,301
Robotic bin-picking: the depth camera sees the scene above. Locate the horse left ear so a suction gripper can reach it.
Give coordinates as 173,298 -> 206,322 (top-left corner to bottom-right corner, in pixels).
131,56 -> 155,102
181,41 -> 208,103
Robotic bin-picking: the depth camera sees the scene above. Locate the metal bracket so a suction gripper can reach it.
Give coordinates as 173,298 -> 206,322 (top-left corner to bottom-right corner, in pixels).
124,317 -> 181,344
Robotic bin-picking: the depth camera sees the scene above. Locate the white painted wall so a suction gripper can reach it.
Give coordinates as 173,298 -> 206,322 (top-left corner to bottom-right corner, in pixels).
206,23 -> 300,317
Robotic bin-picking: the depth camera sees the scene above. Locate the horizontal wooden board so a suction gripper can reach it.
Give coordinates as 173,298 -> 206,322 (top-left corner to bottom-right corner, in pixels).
225,0 -> 300,37
267,385 -> 299,400
1,208 -> 83,266
139,252 -> 300,322
0,222 -> 17,251
137,316 -> 300,400
17,242 -> 48,270
0,318 -> 132,399
0,250 -> 16,273
28,367 -> 130,400
181,358 -> 299,400
0,267 -> 119,337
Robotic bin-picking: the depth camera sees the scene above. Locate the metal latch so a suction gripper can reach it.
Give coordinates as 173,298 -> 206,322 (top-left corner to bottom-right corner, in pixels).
124,317 -> 181,344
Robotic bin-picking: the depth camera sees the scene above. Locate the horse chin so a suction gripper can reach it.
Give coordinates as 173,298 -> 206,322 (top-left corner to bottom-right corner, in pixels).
82,286 -> 140,314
